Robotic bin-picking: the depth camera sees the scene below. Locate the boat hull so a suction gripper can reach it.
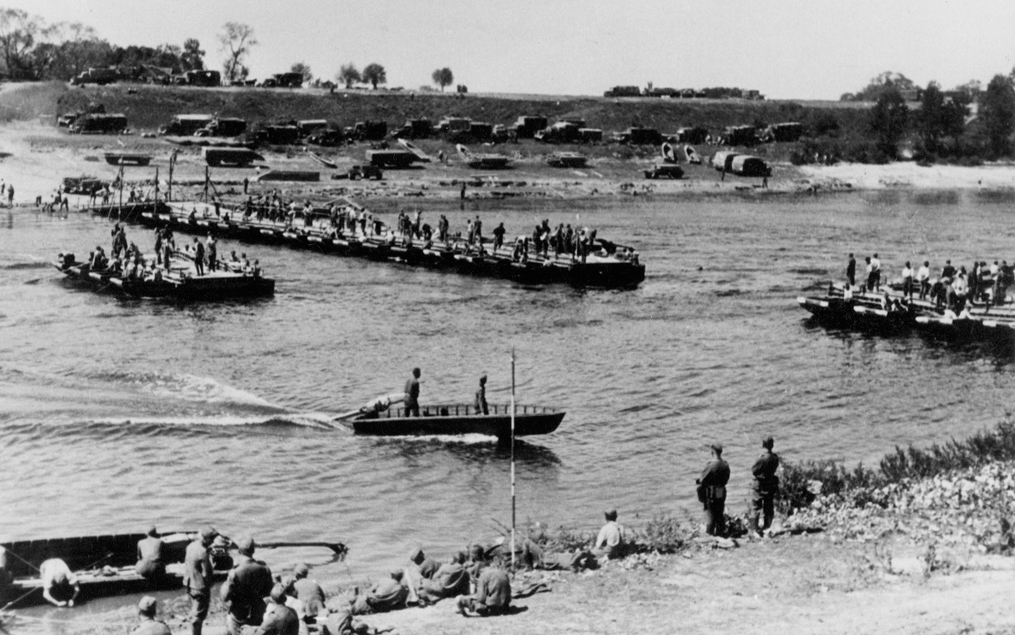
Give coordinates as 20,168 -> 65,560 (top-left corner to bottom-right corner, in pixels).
349,405 -> 564,438
56,262 -> 275,300
0,531 -> 228,608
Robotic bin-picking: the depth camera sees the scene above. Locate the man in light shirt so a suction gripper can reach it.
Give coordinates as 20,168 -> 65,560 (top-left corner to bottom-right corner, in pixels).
593,510 -> 628,560
917,260 -> 931,300
901,261 -> 914,300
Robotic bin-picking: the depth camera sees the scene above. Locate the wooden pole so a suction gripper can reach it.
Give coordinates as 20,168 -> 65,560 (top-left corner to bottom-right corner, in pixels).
168,152 -> 174,202
154,166 -> 159,206
204,165 -> 209,203
510,348 -> 516,569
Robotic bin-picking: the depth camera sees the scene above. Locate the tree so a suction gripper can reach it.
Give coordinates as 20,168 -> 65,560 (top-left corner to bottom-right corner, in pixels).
981,74 -> 1015,157
336,62 -> 360,89
361,62 -> 386,89
856,71 -> 916,102
0,8 -> 51,80
218,22 -> 256,83
868,87 -> 909,158
431,67 -> 453,91
181,38 -> 204,71
290,61 -> 312,83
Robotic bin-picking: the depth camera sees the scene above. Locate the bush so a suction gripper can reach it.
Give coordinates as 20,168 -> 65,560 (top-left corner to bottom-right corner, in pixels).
634,515 -> 687,553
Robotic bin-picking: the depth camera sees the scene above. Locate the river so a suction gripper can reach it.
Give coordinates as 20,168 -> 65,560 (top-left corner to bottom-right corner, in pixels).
2,189 -> 1014,591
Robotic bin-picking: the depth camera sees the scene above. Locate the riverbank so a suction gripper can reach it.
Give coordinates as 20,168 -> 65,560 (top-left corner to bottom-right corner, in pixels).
11,519 -> 1013,635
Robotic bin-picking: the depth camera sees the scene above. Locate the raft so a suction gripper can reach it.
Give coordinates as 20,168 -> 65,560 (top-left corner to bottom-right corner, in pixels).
55,253 -> 275,300
103,201 -> 645,289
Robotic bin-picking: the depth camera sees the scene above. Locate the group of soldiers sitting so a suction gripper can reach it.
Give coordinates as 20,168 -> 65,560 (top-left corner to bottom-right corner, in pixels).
110,505 -> 646,635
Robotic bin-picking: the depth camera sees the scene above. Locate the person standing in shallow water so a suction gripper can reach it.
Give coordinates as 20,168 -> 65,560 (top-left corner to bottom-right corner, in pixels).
697,443 -> 730,536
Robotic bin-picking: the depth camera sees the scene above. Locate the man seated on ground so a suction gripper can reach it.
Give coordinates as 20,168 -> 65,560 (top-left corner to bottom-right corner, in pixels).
40,558 -> 80,607
456,551 -> 511,617
403,548 -> 439,604
255,583 -> 300,635
350,570 -> 408,615
593,510 -> 628,560
136,525 -> 166,579
132,596 -> 171,635
418,552 -> 470,604
291,563 -> 326,624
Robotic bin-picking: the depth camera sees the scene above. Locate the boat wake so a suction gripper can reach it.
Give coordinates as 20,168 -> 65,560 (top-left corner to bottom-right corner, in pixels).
76,370 -> 280,409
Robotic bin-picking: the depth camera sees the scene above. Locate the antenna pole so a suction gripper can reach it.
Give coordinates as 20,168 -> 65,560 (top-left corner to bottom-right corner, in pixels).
510,348 -> 516,569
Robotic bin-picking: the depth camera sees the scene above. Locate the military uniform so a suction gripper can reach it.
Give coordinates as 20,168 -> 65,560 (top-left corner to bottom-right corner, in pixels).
698,453 -> 730,536
751,446 -> 780,533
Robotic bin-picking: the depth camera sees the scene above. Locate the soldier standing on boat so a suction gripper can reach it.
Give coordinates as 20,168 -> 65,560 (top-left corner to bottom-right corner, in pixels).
405,368 -> 421,417
193,238 -> 205,276
475,374 -> 488,415
206,234 -> 217,273
749,437 -> 780,538
696,443 -> 730,537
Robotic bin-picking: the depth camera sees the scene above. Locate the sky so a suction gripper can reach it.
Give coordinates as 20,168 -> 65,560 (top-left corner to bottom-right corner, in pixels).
10,0 -> 1015,99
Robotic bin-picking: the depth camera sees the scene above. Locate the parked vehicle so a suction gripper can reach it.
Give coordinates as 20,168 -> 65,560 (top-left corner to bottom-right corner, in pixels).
69,113 -> 128,134
160,114 -> 215,136
71,68 -> 120,86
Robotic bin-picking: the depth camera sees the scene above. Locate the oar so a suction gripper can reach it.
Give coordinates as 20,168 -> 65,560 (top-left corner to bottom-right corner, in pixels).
228,540 -> 347,556
258,541 -> 347,555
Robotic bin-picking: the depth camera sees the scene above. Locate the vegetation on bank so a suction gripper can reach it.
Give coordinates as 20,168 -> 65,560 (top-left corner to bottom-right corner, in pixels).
781,419 -> 1015,514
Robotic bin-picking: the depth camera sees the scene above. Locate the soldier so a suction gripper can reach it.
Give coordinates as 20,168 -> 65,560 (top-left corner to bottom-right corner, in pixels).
749,437 -> 781,538
221,537 -> 274,635
474,375 -> 488,415
136,525 -> 165,579
404,368 -> 421,417
696,443 -> 730,537
183,526 -> 216,635
132,596 -> 171,635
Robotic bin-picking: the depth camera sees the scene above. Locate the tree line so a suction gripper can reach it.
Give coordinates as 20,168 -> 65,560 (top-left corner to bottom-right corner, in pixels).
0,8 -> 456,92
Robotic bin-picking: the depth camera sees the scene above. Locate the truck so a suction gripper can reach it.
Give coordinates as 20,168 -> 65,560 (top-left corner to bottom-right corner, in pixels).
184,70 -> 221,87
260,72 -> 303,88
71,68 -> 120,86
69,113 -> 128,134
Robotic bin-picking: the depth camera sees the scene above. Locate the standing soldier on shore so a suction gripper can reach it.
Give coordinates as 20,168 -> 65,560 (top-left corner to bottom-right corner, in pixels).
846,253 -> 856,288
749,437 -> 780,538
183,526 -> 216,635
696,443 -> 730,537
221,537 -> 274,635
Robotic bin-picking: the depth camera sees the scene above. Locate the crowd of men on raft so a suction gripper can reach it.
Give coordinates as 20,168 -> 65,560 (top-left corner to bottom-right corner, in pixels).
179,192 -> 640,265
844,252 -> 1015,315
61,223 -> 263,281
28,435 -> 778,635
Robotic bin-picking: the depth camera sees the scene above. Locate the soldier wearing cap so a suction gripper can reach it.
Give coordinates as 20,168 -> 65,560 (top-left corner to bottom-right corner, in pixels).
132,596 -> 171,635
750,436 -> 781,537
253,583 -> 299,635
456,549 -> 511,618
351,569 -> 408,615
696,443 -> 731,536
136,526 -> 165,580
221,537 -> 274,635
183,526 -> 216,635
403,547 -> 440,605
474,375 -> 489,415
291,563 -> 326,623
